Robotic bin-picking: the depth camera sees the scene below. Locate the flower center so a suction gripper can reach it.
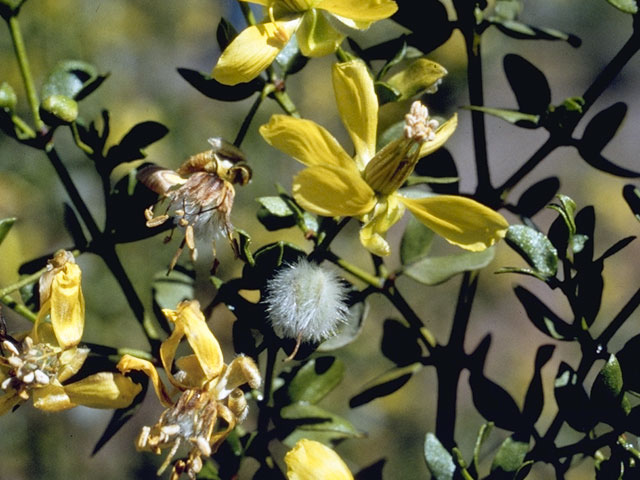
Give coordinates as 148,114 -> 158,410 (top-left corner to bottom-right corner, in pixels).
1,337 -> 58,399
363,101 -> 439,195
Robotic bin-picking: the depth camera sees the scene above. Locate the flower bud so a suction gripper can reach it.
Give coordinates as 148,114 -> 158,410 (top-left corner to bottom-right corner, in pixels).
0,82 -> 17,111
263,259 -> 348,345
40,94 -> 78,125
385,58 -> 447,100
285,439 -> 353,480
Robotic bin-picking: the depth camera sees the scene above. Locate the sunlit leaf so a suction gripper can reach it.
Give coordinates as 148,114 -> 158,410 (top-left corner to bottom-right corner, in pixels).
41,60 -> 107,101
256,196 -> 296,231
491,435 -> 530,474
502,225 -> 558,279
463,105 -> 539,128
424,433 -> 455,480
403,247 -> 495,285
286,356 -> 344,405
281,402 -> 362,447
606,0 -> 638,14
400,216 -> 434,265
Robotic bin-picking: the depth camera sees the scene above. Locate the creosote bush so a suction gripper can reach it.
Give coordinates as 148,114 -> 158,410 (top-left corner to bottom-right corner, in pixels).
2,0 -> 640,479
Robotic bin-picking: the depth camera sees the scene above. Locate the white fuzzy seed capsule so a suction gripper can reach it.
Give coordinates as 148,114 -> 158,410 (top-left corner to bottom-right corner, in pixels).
263,259 -> 349,344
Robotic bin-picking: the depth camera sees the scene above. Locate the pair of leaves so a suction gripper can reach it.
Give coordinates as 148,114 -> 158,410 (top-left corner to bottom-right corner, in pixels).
274,357 -> 361,446
256,195 -> 318,235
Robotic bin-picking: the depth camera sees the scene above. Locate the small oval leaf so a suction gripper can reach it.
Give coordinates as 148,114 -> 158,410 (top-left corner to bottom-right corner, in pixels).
403,247 -> 495,285
287,356 -> 345,405
424,433 -> 456,480
504,225 -> 558,278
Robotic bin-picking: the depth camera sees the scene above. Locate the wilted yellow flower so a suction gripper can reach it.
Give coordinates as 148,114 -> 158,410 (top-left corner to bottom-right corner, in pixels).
0,251 -> 142,414
285,439 -> 353,480
138,137 -> 251,272
260,60 -> 509,256
117,300 -> 261,480
212,0 -> 398,85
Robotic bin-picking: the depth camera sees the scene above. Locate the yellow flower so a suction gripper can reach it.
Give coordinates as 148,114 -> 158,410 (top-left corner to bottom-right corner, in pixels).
117,300 -> 261,480
212,0 -> 398,85
0,250 -> 142,414
260,60 -> 509,256
285,439 -> 353,480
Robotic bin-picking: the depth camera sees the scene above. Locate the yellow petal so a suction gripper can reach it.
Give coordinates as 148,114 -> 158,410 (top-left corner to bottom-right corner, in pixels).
49,262 -> 85,349
160,300 -> 224,388
332,60 -> 378,170
63,372 -> 142,409
418,113 -> 457,158
359,195 -> 405,256
117,354 -> 173,408
0,391 -> 21,416
293,165 -> 376,217
212,18 -> 301,85
285,439 -> 354,480
32,380 -> 74,411
398,194 -> 509,251
297,9 -> 344,57
57,346 -> 89,382
212,355 -> 261,400
175,354 -> 208,388
318,0 -> 397,25
260,115 -> 353,169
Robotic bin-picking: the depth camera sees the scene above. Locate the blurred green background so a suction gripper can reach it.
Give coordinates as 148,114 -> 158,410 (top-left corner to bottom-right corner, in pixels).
1,1 -> 639,478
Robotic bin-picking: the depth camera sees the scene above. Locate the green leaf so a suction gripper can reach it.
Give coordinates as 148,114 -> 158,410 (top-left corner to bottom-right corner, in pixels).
513,286 -> 574,340
549,194 -> 577,235
384,57 -> 448,100
554,362 -> 596,432
504,224 -> 558,279
491,435 -> 530,473
463,105 -> 540,127
256,196 -> 296,231
41,60 -> 107,101
591,354 -> 625,422
241,241 -> 305,290
350,363 -> 423,407
287,356 -> 344,405
424,433 -> 455,480
403,247 -> 495,285
374,81 -> 401,105
177,68 -> 264,102
274,35 -> 307,76
490,19 -> 581,47
281,402 -> 361,447
0,217 -> 16,246
472,423 -> 494,476
108,165 -> 167,243
106,121 -> 169,168
493,0 -> 523,20
400,216 -> 434,265
606,0 -> 638,13
216,17 -> 238,50
516,177 -> 560,218
503,54 -> 551,114
236,229 -> 254,266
